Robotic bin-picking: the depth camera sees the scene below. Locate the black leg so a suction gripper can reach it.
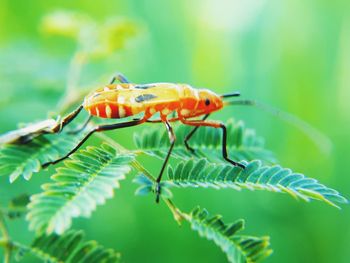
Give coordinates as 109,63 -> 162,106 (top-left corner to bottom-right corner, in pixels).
42,119 -> 143,168
49,105 -> 84,133
155,120 -> 176,203
180,119 -> 245,169
68,115 -> 93,135
219,123 -> 245,169
184,114 -> 210,153
110,73 -> 130,84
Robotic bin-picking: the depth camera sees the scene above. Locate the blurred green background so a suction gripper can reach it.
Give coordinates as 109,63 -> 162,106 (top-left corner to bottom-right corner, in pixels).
1,0 -> 350,262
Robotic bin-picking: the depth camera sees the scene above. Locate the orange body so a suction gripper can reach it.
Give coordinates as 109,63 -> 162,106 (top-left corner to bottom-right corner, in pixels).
83,83 -> 224,120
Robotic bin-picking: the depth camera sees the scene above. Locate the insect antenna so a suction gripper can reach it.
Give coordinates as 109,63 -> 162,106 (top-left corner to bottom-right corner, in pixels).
221,92 -> 241,98
226,99 -> 332,155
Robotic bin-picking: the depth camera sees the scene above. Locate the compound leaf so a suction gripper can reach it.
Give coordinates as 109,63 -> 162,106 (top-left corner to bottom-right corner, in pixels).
19,229 -> 121,262
186,207 -> 272,263
167,159 -> 348,208
27,144 -> 134,234
0,129 -> 86,182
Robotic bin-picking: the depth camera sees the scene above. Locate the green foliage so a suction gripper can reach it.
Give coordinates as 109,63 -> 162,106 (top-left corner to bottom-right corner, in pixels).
21,230 -> 121,262
167,159 -> 348,208
0,194 -> 30,221
135,119 -> 276,164
0,116 -> 347,263
0,132 -> 85,182
6,194 -> 30,219
26,144 -> 134,234
133,174 -> 173,198
187,207 -> 272,263
41,10 -> 139,57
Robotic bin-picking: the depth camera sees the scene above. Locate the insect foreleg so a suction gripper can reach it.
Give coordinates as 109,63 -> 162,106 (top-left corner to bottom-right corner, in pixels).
180,119 -> 245,169
155,120 -> 176,203
109,73 -> 130,84
42,119 -> 144,168
183,114 -> 210,153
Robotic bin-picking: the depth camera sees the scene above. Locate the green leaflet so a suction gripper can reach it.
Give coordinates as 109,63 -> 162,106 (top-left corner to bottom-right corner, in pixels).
134,119 -> 276,164
167,159 -> 348,208
187,207 -> 272,263
18,230 -> 121,262
0,131 -> 86,182
27,144 -> 134,234
133,174 -> 173,198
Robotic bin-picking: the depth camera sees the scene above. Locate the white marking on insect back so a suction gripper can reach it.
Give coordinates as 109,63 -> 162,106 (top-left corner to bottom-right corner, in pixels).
105,105 -> 112,118
129,96 -> 136,104
96,107 -> 100,117
118,96 -> 125,104
119,106 -> 126,118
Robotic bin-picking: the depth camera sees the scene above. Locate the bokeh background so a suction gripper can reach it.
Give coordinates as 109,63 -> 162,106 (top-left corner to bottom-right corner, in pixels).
1,0 -> 350,262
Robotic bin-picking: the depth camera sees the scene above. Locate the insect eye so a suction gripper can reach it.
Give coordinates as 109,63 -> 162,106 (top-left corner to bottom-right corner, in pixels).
205,98 -> 210,106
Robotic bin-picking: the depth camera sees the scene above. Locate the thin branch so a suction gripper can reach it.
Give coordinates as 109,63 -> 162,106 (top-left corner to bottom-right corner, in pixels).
57,51 -> 88,114
95,133 -> 156,182
0,213 -> 11,263
163,198 -> 188,224
0,214 -> 9,240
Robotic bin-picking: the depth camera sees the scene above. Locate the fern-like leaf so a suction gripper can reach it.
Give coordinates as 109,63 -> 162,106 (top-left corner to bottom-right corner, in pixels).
27,144 -> 134,234
0,131 -> 86,182
133,174 -> 173,198
20,230 -> 121,262
187,207 -> 272,263
135,119 -> 276,164
167,159 -> 348,208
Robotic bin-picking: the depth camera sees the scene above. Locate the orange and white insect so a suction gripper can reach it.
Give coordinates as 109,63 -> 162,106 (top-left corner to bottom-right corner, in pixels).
83,82 -> 224,121
1,73 -> 245,202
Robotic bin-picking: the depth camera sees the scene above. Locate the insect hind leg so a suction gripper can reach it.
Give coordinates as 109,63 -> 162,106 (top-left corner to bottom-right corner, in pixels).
180,118 -> 245,169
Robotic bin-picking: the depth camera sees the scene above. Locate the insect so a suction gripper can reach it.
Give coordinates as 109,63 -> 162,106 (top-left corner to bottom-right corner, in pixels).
1,73 -> 247,202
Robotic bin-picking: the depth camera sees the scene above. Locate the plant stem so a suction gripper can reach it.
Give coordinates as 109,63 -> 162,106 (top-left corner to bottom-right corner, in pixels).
0,214 -> 9,241
95,133 -> 156,182
57,50 -> 88,114
163,198 -> 188,224
0,213 -> 11,263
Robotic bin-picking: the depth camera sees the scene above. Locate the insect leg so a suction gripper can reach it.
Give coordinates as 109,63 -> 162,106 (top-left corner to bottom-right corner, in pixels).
67,115 -> 93,134
49,105 -> 84,133
146,117 -> 179,123
109,73 -> 130,84
132,117 -> 179,123
155,120 -> 176,203
42,119 -> 144,168
183,114 -> 210,153
180,119 -> 245,169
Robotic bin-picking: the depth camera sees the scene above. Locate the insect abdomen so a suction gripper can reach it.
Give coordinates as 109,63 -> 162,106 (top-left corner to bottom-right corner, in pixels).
87,103 -> 134,119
